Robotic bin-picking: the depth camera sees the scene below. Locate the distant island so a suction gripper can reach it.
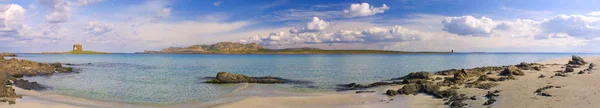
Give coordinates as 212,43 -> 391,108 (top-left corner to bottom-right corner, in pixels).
42,44 -> 109,54
138,42 -> 451,54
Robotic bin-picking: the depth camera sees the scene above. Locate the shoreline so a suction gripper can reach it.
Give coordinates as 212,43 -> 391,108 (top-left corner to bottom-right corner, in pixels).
1,56 -> 598,108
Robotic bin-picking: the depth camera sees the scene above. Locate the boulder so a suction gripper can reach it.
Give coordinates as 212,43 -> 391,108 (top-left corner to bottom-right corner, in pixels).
13,79 -> 46,90
564,67 -> 574,72
398,84 -> 420,95
205,72 -> 283,83
500,66 -> 524,76
568,55 -> 587,65
386,89 -> 399,96
393,71 -> 433,80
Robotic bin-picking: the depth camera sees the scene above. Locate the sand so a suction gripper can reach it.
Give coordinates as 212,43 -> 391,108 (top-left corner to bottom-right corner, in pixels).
1,56 -> 599,108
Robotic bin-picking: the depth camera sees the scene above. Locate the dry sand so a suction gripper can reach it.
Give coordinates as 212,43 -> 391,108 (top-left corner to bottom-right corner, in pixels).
1,56 -> 599,108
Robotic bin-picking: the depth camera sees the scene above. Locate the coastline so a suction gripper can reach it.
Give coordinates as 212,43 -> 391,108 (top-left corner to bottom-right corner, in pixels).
1,56 -> 598,108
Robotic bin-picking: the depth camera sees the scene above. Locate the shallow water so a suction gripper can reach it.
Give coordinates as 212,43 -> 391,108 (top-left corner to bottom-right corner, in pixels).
17,53 -> 599,105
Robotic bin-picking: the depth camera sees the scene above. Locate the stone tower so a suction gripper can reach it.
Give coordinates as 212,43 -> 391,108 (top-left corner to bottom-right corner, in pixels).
73,44 -> 83,52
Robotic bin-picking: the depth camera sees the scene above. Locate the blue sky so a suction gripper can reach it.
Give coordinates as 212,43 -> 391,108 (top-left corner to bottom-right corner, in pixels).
0,0 -> 599,53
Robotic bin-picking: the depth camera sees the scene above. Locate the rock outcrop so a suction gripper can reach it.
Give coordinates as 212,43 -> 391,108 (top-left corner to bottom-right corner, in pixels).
205,72 -> 284,83
0,73 -> 17,104
0,59 -> 74,77
500,66 -> 525,76
568,55 -> 587,65
0,52 -> 16,57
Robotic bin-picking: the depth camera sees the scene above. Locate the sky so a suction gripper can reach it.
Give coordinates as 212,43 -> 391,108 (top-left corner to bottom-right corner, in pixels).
0,0 -> 600,53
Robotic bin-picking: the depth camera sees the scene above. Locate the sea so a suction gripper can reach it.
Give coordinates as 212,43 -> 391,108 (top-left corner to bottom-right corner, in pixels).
11,53 -> 599,105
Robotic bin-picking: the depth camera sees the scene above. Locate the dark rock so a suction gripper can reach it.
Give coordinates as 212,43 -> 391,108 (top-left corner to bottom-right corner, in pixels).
483,90 -> 501,105
535,85 -> 556,97
554,73 -> 568,77
205,72 -> 283,83
392,71 -> 433,80
564,67 -> 574,72
578,71 -> 585,74
402,79 -> 429,84
386,89 -> 399,96
465,82 -> 499,90
500,66 -> 524,76
538,74 -> 546,78
13,79 -> 46,90
435,77 -> 443,80
568,55 -> 587,65
470,96 -> 477,100
398,84 -> 420,95
355,91 -> 375,94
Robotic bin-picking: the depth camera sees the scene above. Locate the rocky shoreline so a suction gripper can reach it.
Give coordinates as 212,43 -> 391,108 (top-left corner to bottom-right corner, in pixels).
0,55 -> 75,105
332,55 -> 595,108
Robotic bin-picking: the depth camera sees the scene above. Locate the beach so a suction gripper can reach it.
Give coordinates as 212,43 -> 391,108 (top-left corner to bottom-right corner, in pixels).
0,56 -> 597,108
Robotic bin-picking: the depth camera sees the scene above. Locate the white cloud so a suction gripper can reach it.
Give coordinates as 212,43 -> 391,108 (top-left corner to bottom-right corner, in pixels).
74,0 -> 103,6
536,14 -> 600,39
156,8 -> 171,18
38,0 -> 71,23
290,17 -> 329,34
84,21 -> 113,36
243,25 -> 429,45
588,11 -> 600,16
442,16 -> 496,36
213,1 -> 222,7
343,3 -> 389,18
0,4 -> 26,35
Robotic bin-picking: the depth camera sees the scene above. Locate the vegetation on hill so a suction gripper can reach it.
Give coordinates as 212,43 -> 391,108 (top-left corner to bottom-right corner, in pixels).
141,42 -> 450,54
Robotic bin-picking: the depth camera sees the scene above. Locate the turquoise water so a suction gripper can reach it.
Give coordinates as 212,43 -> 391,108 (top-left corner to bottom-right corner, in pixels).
17,53 -> 599,105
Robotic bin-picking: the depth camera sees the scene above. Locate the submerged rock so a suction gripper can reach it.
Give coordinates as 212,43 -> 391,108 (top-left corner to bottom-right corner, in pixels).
568,55 -> 587,65
205,72 -> 283,83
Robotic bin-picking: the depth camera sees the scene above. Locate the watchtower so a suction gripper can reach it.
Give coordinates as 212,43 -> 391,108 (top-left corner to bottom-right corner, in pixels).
73,44 -> 83,52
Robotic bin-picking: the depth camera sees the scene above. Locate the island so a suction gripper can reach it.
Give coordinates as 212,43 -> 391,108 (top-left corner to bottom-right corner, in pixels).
41,44 -> 109,54
138,42 -> 451,54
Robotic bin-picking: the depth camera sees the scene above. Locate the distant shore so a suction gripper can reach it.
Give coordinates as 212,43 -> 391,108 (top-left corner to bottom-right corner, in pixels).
1,55 -> 598,108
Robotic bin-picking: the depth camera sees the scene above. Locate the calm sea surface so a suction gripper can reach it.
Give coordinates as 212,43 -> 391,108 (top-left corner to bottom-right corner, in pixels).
14,53 -> 599,105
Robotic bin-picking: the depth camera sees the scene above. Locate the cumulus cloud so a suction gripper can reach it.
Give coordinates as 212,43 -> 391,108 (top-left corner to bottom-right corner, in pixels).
243,25 -> 429,45
0,4 -> 26,36
588,11 -> 600,16
38,0 -> 71,23
536,14 -> 600,39
442,16 -> 496,36
289,17 -> 328,34
442,15 -> 600,40
343,3 -> 389,18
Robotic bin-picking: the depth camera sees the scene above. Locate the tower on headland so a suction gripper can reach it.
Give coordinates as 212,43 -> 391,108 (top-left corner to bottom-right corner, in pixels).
73,44 -> 83,52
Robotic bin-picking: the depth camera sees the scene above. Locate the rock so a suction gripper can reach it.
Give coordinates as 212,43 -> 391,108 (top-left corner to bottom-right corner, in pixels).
590,63 -> 597,69
538,74 -> 546,78
0,58 -> 56,76
554,73 -> 568,77
0,52 -> 16,57
535,86 -> 556,97
568,55 -> 587,65
500,66 -> 525,76
13,79 -> 47,90
398,84 -> 420,95
435,77 -> 443,80
205,72 -> 283,83
386,89 -> 399,96
470,96 -> 477,100
533,66 -> 542,71
0,73 -> 17,99
578,71 -> 585,74
355,91 -> 375,94
483,90 -> 501,105
465,82 -> 499,90
565,67 -> 574,72
402,79 -> 429,84
393,71 -> 433,80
